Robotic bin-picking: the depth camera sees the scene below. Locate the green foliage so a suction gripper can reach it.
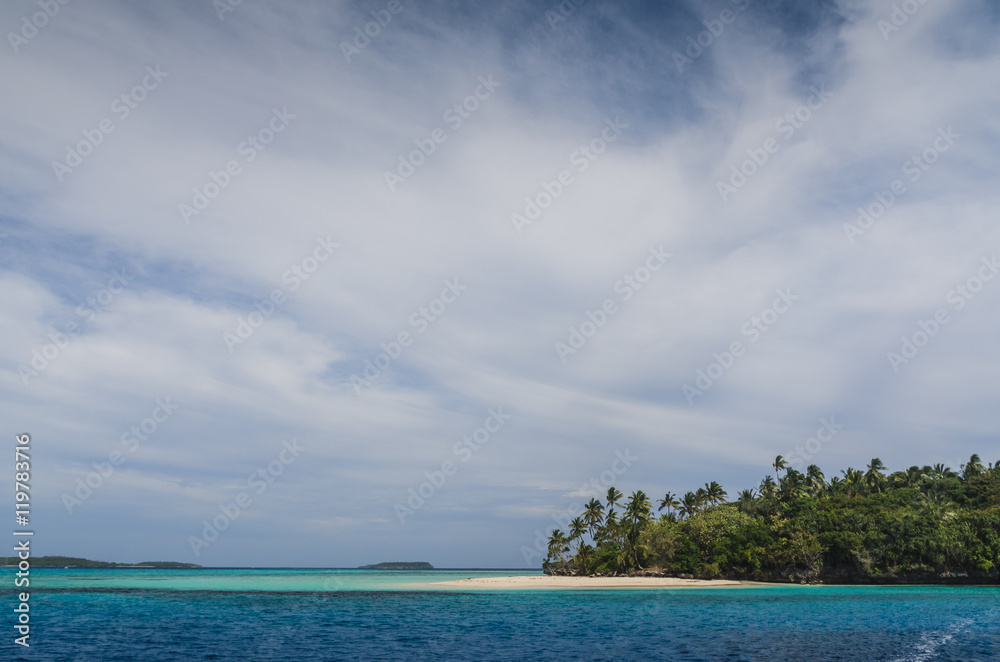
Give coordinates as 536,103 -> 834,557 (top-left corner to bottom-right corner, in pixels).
543,457 -> 1000,581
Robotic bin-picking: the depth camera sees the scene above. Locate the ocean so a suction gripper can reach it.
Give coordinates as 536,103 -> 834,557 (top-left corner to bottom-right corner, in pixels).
4,568 -> 999,660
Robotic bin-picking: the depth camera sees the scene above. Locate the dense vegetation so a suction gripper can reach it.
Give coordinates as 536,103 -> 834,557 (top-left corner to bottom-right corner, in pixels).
543,455 -> 1000,583
0,556 -> 201,568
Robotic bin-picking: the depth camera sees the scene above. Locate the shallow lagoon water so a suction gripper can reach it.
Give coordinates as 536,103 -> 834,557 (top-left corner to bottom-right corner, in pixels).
5,569 -> 999,660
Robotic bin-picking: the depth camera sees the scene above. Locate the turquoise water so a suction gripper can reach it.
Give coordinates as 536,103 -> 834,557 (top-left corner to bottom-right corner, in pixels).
4,569 -> 999,660
22,567 -> 529,592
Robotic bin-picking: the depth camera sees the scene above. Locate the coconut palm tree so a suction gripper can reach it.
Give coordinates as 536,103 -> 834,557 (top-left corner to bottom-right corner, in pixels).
657,491 -> 680,515
779,468 -> 806,501
569,516 -> 587,542
679,491 -> 699,519
805,465 -> 826,495
865,458 -> 886,493
546,529 -> 570,566
694,487 -> 709,510
736,488 -> 757,513
599,507 -> 619,544
705,481 -> 727,505
617,491 -> 652,570
625,490 -> 653,524
583,498 -> 604,538
606,487 -> 624,514
842,467 -> 865,496
961,454 -> 984,480
759,475 -> 776,498
922,491 -> 958,520
773,455 -> 789,480
573,542 -> 594,573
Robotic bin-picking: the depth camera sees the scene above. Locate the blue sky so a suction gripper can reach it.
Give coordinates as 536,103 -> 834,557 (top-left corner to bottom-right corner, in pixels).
1,0 -> 998,567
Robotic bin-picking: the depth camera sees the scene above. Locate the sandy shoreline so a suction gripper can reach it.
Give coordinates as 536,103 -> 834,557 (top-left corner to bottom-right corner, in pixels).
415,575 -> 748,589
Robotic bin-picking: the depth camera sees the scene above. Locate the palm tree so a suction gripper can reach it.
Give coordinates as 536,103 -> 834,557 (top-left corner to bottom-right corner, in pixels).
546,529 -> 570,566
679,491 -> 699,519
779,468 -> 806,501
842,467 -> 864,496
599,507 -> 619,544
759,475 -> 776,498
583,498 -> 604,538
694,487 -> 709,510
705,481 -> 727,505
909,466 -> 931,489
865,458 -> 886,493
961,454 -> 984,480
736,488 -> 756,513
622,491 -> 652,570
606,487 -> 624,514
922,491 -> 958,520
573,542 -> 594,574
657,491 -> 680,515
934,463 -> 958,479
805,465 -> 826,495
568,518 -> 589,573
625,490 -> 653,524
773,455 -> 789,480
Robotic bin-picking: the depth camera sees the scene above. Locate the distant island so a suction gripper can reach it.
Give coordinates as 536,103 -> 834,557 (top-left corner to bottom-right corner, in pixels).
543,454 -> 1000,584
359,562 -> 434,570
0,556 -> 201,568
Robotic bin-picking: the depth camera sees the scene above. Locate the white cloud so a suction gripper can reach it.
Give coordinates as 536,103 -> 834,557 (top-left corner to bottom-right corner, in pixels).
1,0 -> 998,567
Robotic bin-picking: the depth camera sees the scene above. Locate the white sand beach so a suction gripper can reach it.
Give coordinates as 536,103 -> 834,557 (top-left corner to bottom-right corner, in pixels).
419,575 -> 747,589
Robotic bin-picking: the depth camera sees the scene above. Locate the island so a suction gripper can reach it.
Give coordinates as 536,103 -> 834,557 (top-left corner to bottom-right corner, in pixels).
359,562 -> 434,570
543,454 -> 1000,584
0,556 -> 202,568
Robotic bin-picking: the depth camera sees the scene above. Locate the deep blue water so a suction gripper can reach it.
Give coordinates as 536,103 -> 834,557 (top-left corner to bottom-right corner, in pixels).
4,569 -> 999,660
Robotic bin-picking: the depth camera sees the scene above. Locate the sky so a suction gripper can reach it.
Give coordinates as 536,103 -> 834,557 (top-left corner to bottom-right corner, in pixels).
0,0 -> 998,568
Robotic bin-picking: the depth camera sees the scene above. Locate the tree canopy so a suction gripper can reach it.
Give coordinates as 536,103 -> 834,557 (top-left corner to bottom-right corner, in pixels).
543,455 -> 1000,583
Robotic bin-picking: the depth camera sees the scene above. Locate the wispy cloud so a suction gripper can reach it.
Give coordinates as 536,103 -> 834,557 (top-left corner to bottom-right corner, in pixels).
1,0 -> 998,567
